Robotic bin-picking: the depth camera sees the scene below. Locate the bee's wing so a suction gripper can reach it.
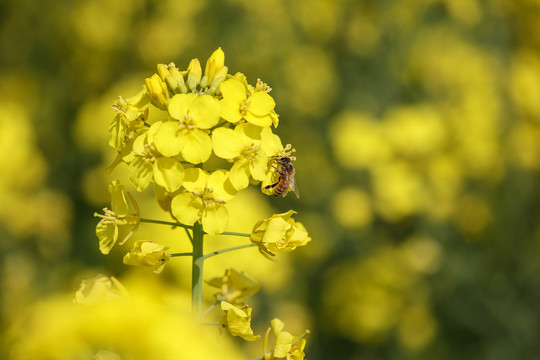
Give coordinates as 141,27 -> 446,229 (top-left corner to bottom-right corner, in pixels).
290,175 -> 300,198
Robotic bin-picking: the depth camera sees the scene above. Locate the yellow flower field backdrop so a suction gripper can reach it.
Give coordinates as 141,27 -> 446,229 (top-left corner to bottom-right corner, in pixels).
2,0 -> 540,359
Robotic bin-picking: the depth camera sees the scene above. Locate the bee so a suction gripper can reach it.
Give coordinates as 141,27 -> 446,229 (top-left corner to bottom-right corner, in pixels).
263,156 -> 300,198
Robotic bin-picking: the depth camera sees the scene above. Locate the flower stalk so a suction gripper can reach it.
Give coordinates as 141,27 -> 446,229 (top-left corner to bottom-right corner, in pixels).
191,222 -> 205,318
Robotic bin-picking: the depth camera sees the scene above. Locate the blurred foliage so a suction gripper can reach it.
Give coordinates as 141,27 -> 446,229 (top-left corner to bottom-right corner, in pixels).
2,0 -> 540,359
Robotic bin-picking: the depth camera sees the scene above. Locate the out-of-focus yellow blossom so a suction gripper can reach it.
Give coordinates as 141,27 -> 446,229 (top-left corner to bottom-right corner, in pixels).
220,78 -> 276,127
331,187 -> 373,229
262,318 -> 308,360
329,112 -> 391,169
372,162 -> 428,221
153,93 -> 220,164
94,349 -> 122,360
95,180 -> 140,254
123,240 -> 171,274
145,73 -> 169,110
508,51 -> 540,118
206,268 -> 260,304
397,304 -> 438,351
74,274 -> 129,305
212,123 -> 269,190
128,127 -> 185,192
109,88 -> 150,150
322,241 -> 438,349
250,210 -> 311,258
383,105 -> 446,158
220,301 -> 260,341
171,168 -> 236,235
12,289 -> 242,360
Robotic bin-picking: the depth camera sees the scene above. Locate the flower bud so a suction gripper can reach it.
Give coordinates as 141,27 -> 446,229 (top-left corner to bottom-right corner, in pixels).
145,74 -> 169,110
186,59 -> 202,92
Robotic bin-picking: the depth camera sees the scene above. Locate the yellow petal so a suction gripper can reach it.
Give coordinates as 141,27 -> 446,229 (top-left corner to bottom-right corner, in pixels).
153,157 -> 184,192
171,192 -> 203,226
207,169 -> 236,201
249,151 -> 269,181
212,127 -> 244,159
168,93 -> 197,120
183,167 -> 209,192
229,159 -> 250,191
181,129 -> 213,164
153,121 -> 186,157
190,95 -> 221,129
96,221 -> 117,255
109,180 -> 129,217
261,217 -> 290,244
128,157 -> 153,192
220,98 -> 243,123
202,204 -> 229,235
220,79 -> 246,103
248,91 -> 275,116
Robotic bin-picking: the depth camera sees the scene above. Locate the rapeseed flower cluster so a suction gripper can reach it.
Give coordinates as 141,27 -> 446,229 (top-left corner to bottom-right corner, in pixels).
89,48 -> 311,358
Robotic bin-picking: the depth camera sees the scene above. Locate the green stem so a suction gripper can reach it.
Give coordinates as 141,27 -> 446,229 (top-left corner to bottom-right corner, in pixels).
170,252 -> 193,257
220,231 -> 251,237
202,300 -> 222,319
191,222 -> 205,318
140,218 -> 193,229
203,243 -> 257,260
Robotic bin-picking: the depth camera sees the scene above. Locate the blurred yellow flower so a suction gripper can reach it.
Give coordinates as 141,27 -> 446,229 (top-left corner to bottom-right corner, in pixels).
250,210 -> 311,258
220,301 -> 260,341
74,274 -> 129,305
206,268 -> 260,304
95,180 -> 140,254
123,240 -> 171,274
220,78 -> 276,127
331,187 -> 372,229
262,318 -> 308,360
171,168 -> 236,235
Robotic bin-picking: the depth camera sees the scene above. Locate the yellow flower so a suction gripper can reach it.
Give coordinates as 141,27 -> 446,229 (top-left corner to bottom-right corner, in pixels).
206,268 -> 260,304
123,240 -> 170,274
212,123 -> 270,190
152,93 -> 221,164
170,168 -> 236,235
263,319 -> 308,360
250,210 -> 311,258
220,78 -> 276,127
109,88 -> 150,150
95,180 -> 140,254
220,301 -> 260,341
128,127 -> 185,192
74,274 -> 129,305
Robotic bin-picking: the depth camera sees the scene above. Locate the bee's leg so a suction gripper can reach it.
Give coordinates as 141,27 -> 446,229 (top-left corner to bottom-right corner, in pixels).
264,180 -> 280,190
272,166 -> 284,175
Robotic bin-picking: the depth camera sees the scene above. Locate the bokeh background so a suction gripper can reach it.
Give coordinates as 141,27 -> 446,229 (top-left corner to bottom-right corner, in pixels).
3,0 -> 540,359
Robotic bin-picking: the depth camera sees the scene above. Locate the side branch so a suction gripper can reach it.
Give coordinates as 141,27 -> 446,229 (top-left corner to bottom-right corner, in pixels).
203,243 -> 257,260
